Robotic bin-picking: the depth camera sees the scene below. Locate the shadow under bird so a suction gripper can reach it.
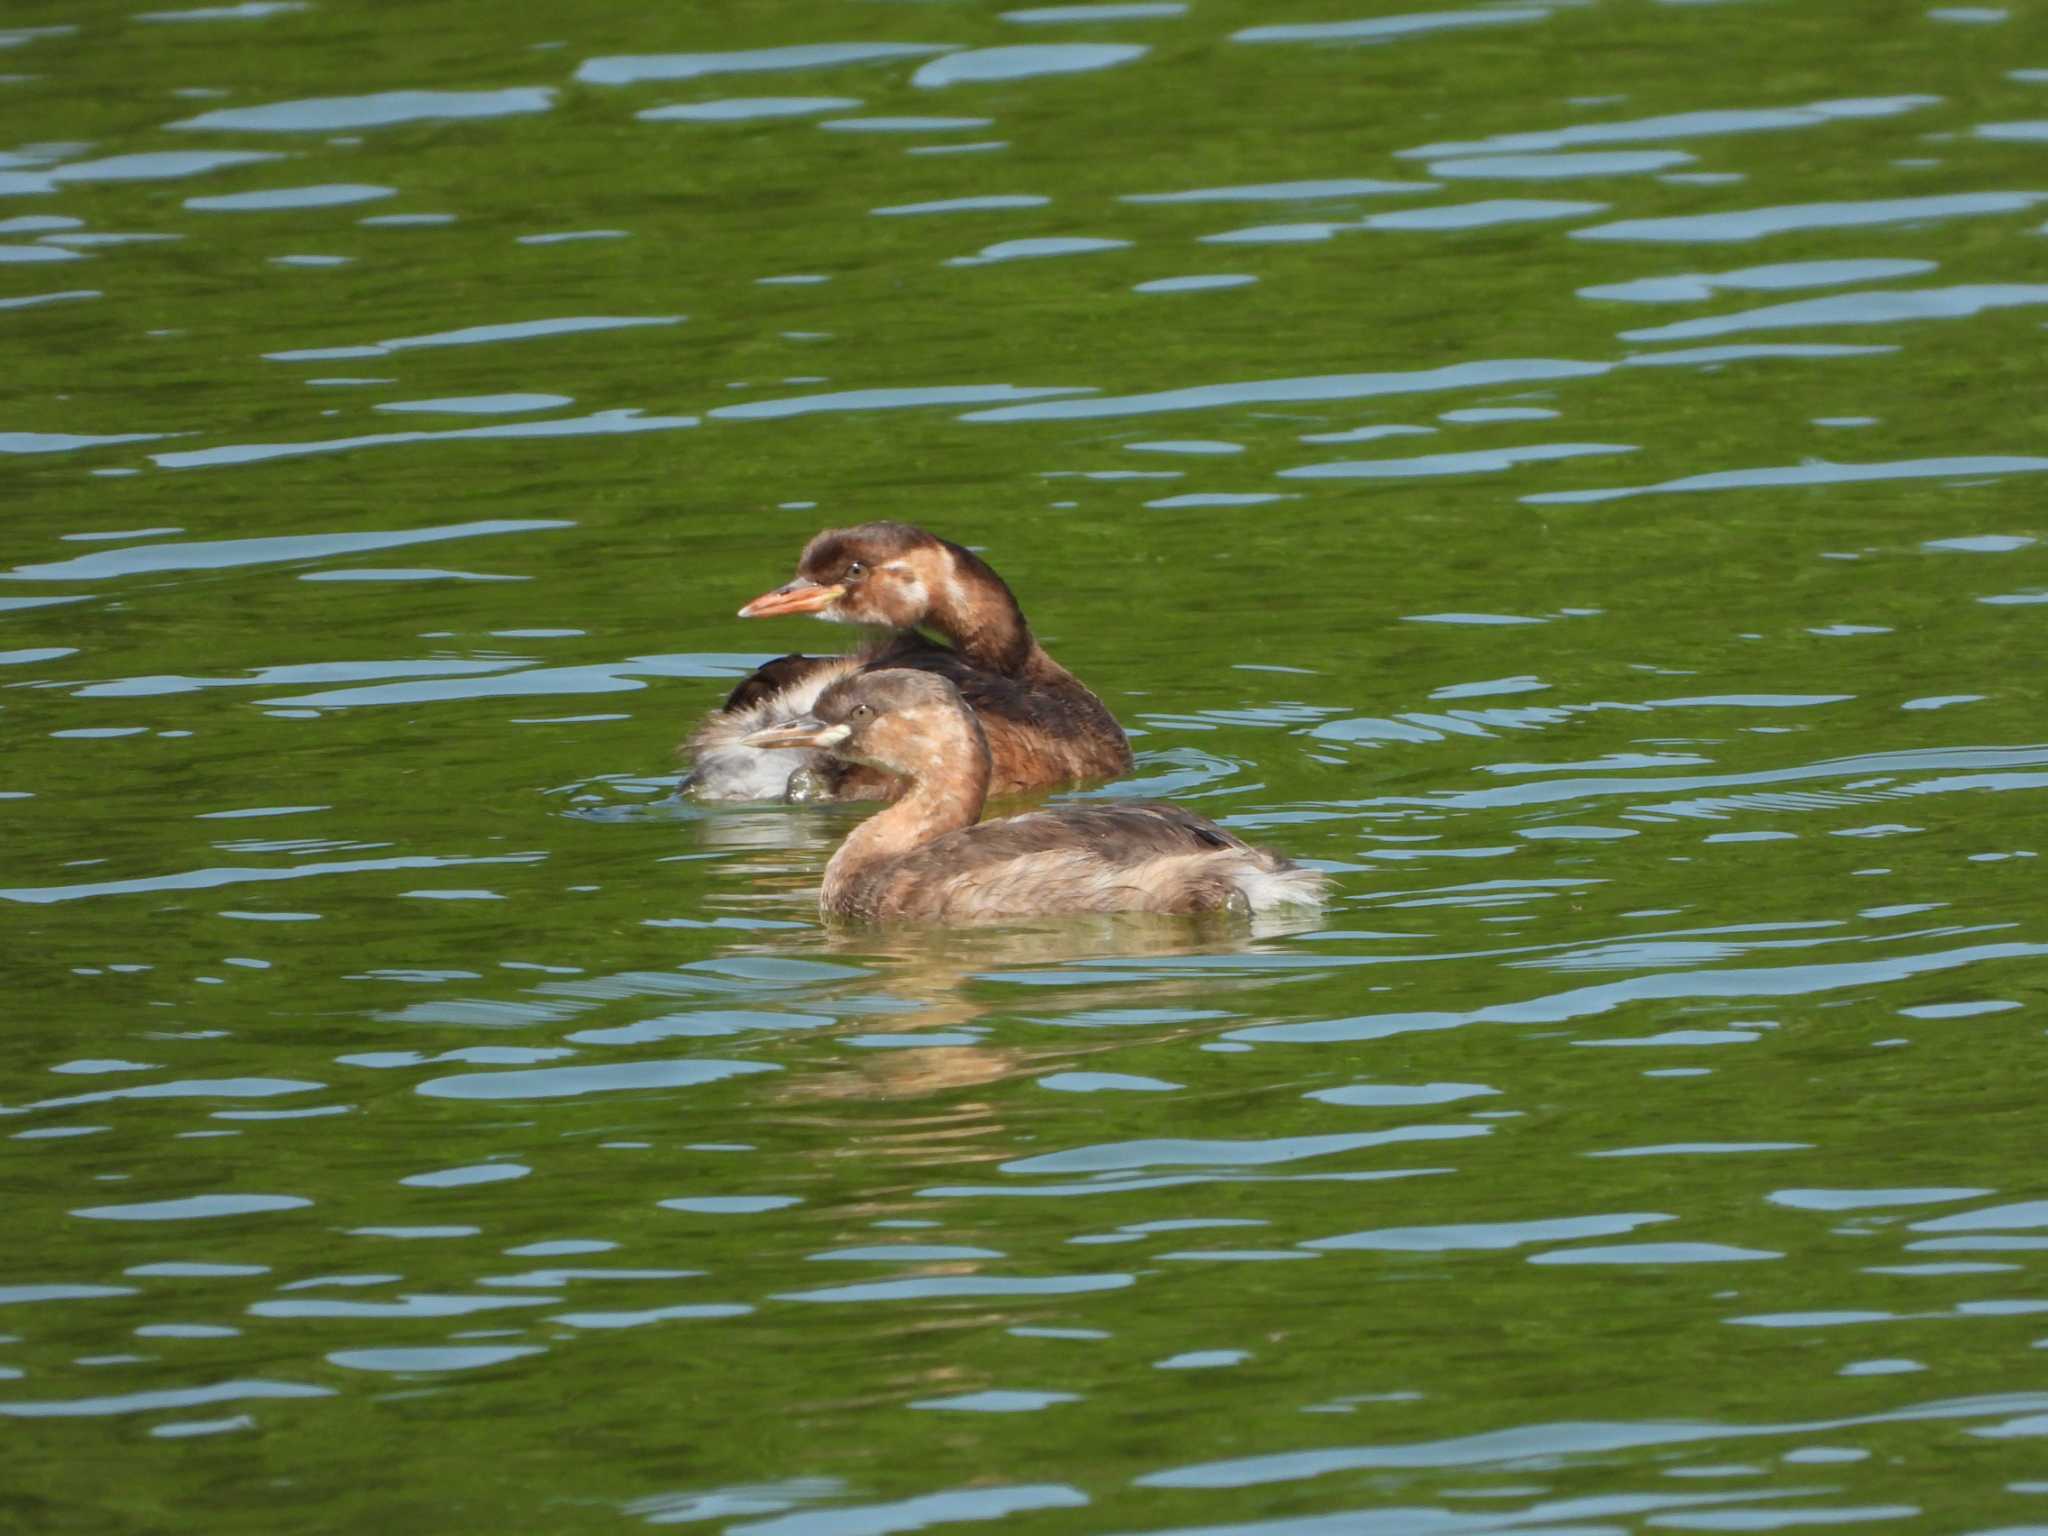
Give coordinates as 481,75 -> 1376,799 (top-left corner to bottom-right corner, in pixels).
682,522 -> 1133,803
742,669 -> 1327,923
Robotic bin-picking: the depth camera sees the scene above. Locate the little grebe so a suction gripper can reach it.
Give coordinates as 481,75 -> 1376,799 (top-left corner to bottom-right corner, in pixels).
683,522 -> 1132,803
743,669 -> 1326,922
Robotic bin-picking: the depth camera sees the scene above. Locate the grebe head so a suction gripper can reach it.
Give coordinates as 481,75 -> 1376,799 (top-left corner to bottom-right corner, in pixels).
739,669 -> 983,778
736,522 -> 1008,633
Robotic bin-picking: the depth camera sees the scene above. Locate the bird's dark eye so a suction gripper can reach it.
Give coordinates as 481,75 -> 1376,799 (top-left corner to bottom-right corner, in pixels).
844,561 -> 866,580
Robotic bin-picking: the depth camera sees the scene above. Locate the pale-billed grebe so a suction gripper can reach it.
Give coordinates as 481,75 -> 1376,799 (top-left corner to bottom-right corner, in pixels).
682,522 -> 1133,802
742,669 -> 1326,922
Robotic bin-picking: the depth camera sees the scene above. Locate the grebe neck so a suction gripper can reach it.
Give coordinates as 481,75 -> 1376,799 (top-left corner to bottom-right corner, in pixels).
923,558 -> 1035,676
820,712 -> 990,906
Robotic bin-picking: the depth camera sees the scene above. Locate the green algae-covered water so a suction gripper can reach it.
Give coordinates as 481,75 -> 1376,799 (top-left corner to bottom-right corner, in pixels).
5,1 -> 2048,1530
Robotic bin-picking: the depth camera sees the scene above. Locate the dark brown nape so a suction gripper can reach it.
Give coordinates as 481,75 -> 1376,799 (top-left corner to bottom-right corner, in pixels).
925,534 -> 1035,677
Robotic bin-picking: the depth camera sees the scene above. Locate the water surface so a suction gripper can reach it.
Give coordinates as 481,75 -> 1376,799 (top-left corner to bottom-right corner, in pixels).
4,2 -> 2046,1532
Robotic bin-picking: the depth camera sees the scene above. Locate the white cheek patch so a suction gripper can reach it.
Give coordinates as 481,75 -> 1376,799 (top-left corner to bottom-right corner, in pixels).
882,562 -> 928,616
814,722 -> 853,746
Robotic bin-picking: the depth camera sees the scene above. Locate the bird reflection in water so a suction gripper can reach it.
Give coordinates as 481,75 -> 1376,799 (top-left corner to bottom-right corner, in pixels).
733,909 -> 1322,1110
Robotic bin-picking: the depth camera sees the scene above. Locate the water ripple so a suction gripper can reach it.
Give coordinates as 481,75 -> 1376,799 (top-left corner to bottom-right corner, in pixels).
186,184 -> 395,212
417,1059 -> 778,1100
1526,454 -> 2048,505
1283,442 -> 1635,480
169,89 -> 553,133
576,44 -> 955,87
1307,1212 -> 1671,1252
1124,178 -> 1433,204
1404,95 -> 1942,157
711,384 -> 1088,421
50,150 -> 285,182
1232,940 -> 2047,1042
1582,258 -> 1937,303
1428,150 -> 1694,180
270,314 -> 682,360
1619,284 -> 2048,342
1577,192 -> 2047,244
1004,1126 -> 1485,1175
1136,1391 -> 2048,1488
8,520 -> 571,580
776,1275 -> 1131,1303
74,1194 -> 312,1221
723,1486 -> 1086,1536
639,97 -> 859,123
0,852 -> 544,906
0,1379 -> 332,1420
963,358 -> 1608,422
153,409 -> 697,470
1005,3 -> 1183,20
1236,10 -> 1550,45
913,45 -> 1146,88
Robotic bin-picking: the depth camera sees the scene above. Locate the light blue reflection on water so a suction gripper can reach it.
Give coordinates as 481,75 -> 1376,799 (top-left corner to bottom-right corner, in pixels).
778,1275 -> 1131,1303
1231,940 -> 2048,1042
1769,1188 -> 1992,1212
1125,177 -> 1434,203
1404,96 -> 1942,157
417,1059 -> 779,1100
1528,454 -> 2048,505
1528,1241 -> 1782,1264
576,44 -> 954,87
329,1345 -> 545,1372
1003,1126 -> 1486,1175
1308,1212 -> 1670,1252
1,852 -> 539,906
911,1389 -> 1079,1411
639,97 -> 859,122
913,45 -> 1145,88
1236,9 -> 1550,45
945,236 -> 1131,266
73,1194 -> 311,1221
717,1485 -> 1086,1536
1005,3 -> 1184,20
1619,284 -> 2048,342
170,89 -> 554,132
0,1379 -> 332,1419
9,520 -> 570,581
964,359 -> 1608,422
711,383 -> 1090,420
268,314 -> 681,361
50,150 -> 284,181
1283,442 -> 1635,480
1138,1393 -> 2048,1488
1428,150 -> 1694,179
1577,192 -> 2048,244
186,184 -> 394,212
873,194 -> 1048,216
1581,258 -> 1936,302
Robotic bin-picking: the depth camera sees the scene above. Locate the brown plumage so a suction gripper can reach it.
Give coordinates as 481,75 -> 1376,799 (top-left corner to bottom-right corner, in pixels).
742,669 -> 1327,923
681,523 -> 1133,803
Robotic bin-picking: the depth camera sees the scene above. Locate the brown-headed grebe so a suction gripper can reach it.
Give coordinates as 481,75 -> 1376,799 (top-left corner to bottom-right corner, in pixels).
741,669 -> 1325,922
682,522 -> 1132,803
